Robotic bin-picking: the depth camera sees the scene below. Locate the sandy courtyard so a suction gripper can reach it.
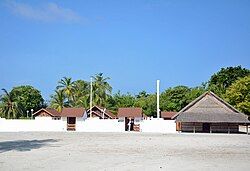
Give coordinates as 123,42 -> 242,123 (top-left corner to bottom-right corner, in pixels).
0,132 -> 250,171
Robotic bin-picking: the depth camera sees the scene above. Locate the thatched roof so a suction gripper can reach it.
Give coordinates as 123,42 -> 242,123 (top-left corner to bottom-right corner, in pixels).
172,91 -> 250,123
87,106 -> 116,119
33,108 -> 61,117
117,107 -> 143,118
161,111 -> 177,119
33,108 -> 85,117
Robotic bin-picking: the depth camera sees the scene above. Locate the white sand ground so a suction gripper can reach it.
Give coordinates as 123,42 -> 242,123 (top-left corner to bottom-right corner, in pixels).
0,132 -> 250,171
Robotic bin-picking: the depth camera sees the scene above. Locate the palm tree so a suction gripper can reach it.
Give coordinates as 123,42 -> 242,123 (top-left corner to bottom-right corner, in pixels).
91,73 -> 112,107
72,80 -> 90,107
56,77 -> 75,103
0,89 -> 22,119
50,90 -> 69,112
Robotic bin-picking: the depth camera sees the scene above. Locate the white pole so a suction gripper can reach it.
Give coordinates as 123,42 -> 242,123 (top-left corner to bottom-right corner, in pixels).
90,77 -> 93,118
102,108 -> 106,119
157,80 -> 160,119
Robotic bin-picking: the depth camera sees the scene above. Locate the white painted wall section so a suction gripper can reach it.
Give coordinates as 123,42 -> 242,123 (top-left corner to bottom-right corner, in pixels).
0,117 -> 66,132
76,118 -> 124,132
0,117 -> 177,133
140,119 -> 176,133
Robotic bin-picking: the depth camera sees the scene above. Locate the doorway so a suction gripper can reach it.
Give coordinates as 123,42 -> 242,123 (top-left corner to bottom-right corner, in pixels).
67,117 -> 76,131
202,123 -> 210,133
125,118 -> 134,131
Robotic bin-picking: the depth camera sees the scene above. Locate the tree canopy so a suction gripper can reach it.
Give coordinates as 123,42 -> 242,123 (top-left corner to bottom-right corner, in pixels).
0,86 -> 44,118
1,66 -> 249,118
208,66 -> 250,96
225,75 -> 250,115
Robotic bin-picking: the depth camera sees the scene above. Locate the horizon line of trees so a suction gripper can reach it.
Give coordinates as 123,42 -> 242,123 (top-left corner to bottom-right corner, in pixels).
1,66 -> 249,119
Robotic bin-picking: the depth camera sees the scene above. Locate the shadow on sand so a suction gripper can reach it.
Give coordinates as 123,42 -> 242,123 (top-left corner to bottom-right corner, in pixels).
0,139 -> 59,153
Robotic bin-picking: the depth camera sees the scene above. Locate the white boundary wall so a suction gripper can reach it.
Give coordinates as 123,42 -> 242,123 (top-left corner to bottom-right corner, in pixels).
76,118 -> 124,132
0,117 -> 66,132
140,119 -> 176,133
0,117 -> 177,133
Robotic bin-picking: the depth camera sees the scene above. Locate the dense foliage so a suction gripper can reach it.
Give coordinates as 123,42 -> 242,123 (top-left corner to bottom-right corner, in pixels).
208,66 -> 250,96
225,76 -> 250,115
1,66 -> 249,118
0,86 -> 44,118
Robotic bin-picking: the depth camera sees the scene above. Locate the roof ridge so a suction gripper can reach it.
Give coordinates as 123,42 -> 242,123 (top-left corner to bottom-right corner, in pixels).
172,91 -> 245,120
171,91 -> 208,119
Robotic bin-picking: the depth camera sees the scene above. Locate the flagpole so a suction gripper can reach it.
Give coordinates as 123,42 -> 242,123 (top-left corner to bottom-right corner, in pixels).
90,77 -> 93,118
157,80 -> 160,119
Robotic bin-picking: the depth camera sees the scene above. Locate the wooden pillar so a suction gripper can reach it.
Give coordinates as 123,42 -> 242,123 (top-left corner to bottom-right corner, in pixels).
227,123 -> 230,134
178,122 -> 180,133
193,122 -> 196,133
246,125 -> 249,135
210,124 -> 212,133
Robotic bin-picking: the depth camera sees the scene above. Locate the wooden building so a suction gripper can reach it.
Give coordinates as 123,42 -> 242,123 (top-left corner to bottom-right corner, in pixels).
33,107 -> 86,131
172,91 -> 250,133
161,111 -> 177,120
87,106 -> 116,119
33,108 -> 61,120
117,107 -> 144,131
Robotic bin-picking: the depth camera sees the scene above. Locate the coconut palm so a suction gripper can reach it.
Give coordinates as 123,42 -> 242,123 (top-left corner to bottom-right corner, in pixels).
50,90 -> 69,112
56,77 -> 75,103
91,73 -> 112,107
0,89 -> 22,119
72,80 -> 90,107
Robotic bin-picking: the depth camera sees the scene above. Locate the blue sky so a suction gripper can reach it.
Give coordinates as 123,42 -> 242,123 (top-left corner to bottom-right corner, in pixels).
0,0 -> 250,100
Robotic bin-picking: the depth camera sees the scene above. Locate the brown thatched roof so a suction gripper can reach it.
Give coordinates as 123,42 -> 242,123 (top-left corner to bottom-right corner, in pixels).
172,91 -> 250,123
33,108 -> 61,117
33,108 -> 85,117
161,111 -> 177,119
117,107 -> 143,118
87,106 -> 116,119
60,108 -> 85,117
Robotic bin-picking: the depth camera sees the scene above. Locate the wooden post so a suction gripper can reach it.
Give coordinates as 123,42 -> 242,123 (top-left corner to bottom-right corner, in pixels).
193,123 -> 196,133
210,124 -> 212,133
246,125 -> 249,135
178,122 -> 180,133
228,123 -> 230,134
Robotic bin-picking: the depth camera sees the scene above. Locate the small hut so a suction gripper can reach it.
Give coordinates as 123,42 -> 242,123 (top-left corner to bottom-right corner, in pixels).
33,108 -> 61,120
161,111 -> 177,120
117,107 -> 144,131
87,106 -> 116,119
33,107 -> 86,131
172,91 -> 250,133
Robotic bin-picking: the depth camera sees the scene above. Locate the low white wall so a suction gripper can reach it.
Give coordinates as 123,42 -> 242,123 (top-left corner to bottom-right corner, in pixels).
0,118 -> 66,132
140,119 -> 176,133
0,117 -> 176,133
76,118 -> 124,132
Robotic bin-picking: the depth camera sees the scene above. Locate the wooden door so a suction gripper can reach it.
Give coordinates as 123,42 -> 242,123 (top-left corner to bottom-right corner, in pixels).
67,117 -> 76,131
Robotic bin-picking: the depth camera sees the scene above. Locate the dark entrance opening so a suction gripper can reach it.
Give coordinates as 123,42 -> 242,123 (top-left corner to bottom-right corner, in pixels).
67,117 -> 76,131
125,118 -> 135,131
202,123 -> 210,133
125,117 -> 129,131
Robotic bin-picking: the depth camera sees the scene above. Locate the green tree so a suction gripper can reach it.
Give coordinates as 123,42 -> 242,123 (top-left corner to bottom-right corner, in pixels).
186,86 -> 206,104
73,80 -> 90,108
0,89 -> 22,119
225,75 -> 250,115
208,66 -> 250,96
56,77 -> 75,104
135,94 -> 156,117
160,86 -> 191,112
136,91 -> 149,98
50,90 -> 69,112
92,73 -> 112,107
10,85 -> 44,117
106,91 -> 135,112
